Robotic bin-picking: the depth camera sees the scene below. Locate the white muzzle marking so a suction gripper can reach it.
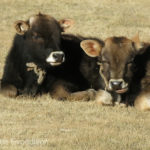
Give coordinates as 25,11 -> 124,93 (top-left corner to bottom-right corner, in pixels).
108,78 -> 128,90
46,51 -> 65,66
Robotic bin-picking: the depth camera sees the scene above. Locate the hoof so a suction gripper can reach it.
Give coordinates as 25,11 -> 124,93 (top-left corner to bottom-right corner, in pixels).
69,89 -> 96,101
0,84 -> 17,97
96,90 -> 113,105
115,102 -> 127,107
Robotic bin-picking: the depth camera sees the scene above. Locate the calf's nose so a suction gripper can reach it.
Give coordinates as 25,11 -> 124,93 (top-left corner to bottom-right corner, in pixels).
110,81 -> 123,90
52,52 -> 65,62
46,51 -> 65,65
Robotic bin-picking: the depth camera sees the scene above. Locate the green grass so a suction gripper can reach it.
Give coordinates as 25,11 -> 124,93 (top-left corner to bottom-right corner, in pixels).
0,0 -> 150,149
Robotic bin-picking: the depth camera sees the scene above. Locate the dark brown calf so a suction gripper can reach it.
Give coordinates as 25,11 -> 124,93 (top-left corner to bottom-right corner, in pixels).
0,13 -> 74,97
81,35 -> 150,110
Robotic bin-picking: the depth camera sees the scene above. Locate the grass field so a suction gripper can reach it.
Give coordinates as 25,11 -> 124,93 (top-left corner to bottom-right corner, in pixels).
0,0 -> 150,149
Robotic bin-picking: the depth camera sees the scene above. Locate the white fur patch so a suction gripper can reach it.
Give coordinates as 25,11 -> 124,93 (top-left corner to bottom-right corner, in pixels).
147,98 -> 150,106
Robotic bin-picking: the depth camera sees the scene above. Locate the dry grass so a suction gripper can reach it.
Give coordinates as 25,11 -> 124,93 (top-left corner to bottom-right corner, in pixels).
0,0 -> 150,149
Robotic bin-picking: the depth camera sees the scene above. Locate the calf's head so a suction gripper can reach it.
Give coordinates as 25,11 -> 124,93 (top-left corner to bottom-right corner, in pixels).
80,35 -> 144,94
14,13 -> 74,66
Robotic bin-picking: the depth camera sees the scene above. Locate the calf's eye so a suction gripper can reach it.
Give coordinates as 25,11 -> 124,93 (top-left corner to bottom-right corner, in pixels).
101,61 -> 109,64
127,61 -> 133,64
32,35 -> 41,40
32,35 -> 44,43
127,59 -> 134,65
32,32 -> 43,41
97,62 -> 102,66
126,61 -> 134,68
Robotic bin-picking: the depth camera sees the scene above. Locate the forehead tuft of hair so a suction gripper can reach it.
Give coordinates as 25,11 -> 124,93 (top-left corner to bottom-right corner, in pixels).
28,13 -> 56,26
112,37 -> 131,44
38,12 -> 43,16
105,36 -> 131,45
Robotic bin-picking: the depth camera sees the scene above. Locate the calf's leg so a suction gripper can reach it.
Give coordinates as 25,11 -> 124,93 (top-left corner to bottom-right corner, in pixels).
0,82 -> 18,97
50,80 -> 96,101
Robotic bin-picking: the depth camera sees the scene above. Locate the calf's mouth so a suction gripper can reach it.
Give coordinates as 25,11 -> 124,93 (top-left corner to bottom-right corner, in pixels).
115,88 -> 128,94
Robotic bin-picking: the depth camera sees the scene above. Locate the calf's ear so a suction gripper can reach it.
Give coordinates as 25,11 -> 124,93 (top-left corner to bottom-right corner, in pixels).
59,19 -> 74,32
131,34 -> 146,53
80,40 -> 103,57
14,20 -> 29,35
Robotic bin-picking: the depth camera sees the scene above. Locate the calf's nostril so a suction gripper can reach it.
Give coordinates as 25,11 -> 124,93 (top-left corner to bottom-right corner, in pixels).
53,53 -> 58,59
111,81 -> 122,86
52,53 -> 64,62
110,81 -> 123,90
